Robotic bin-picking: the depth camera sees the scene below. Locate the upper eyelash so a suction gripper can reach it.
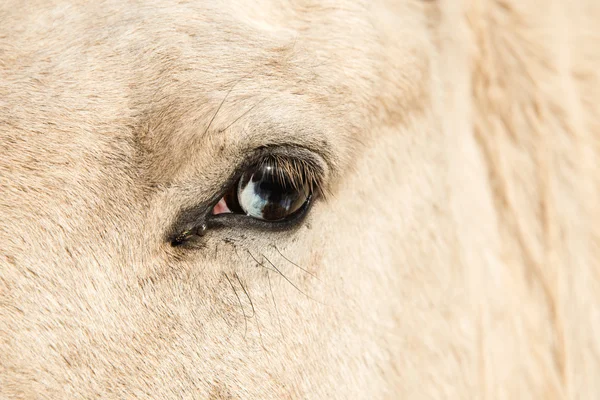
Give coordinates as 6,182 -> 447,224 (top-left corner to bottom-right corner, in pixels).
259,154 -> 326,198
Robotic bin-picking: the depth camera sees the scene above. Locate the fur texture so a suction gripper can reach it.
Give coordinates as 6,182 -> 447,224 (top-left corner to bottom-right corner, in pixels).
0,0 -> 598,398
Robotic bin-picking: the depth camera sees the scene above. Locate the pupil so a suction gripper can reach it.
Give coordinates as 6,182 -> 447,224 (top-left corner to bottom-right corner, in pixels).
258,180 -> 278,193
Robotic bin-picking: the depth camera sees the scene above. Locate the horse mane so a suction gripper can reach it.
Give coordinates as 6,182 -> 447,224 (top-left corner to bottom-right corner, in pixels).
468,1 -> 600,396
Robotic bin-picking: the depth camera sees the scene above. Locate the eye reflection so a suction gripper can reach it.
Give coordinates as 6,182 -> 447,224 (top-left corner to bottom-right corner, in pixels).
212,159 -> 312,222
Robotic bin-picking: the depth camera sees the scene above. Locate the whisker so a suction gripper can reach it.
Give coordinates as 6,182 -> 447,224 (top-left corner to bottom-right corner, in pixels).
202,73 -> 249,137
232,244 -> 244,264
220,97 -> 266,132
234,272 -> 269,352
272,245 -> 319,280
267,270 -> 284,338
234,272 -> 255,319
227,242 -> 270,350
229,241 -> 275,273
262,254 -> 326,305
224,272 -> 248,339
246,250 -> 277,273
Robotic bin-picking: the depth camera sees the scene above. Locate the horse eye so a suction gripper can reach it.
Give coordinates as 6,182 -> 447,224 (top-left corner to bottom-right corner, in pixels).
212,161 -> 311,221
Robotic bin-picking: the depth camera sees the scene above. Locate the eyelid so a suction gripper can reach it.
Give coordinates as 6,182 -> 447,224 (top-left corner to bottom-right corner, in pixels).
167,145 -> 327,246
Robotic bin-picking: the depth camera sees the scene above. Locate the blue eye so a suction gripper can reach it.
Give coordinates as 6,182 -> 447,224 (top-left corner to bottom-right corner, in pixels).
212,161 -> 311,222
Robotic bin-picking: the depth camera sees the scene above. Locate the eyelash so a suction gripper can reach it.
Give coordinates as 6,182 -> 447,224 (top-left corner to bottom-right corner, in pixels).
169,148 -> 325,246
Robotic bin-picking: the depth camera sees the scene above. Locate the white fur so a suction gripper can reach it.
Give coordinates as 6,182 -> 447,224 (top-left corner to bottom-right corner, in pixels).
1,0 -> 599,398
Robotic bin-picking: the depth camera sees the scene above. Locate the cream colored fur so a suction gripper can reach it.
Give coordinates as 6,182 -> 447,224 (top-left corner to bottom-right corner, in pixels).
1,0 -> 599,398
